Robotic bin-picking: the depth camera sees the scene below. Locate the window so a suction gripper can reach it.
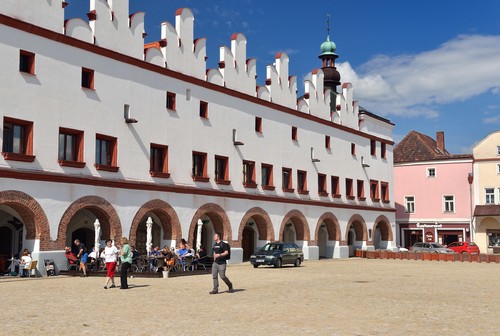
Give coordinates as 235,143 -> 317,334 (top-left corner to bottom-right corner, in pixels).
297,170 -> 308,194
485,188 -> 495,204
497,164 -> 500,175
325,135 -> 331,149
351,143 -> 356,155
427,168 -> 436,178
243,160 -> 256,188
381,182 -> 389,203
381,143 -> 387,159
1,117 -> 35,162
215,155 -> 230,184
192,151 -> 208,182
318,174 -> 327,196
95,134 -> 118,172
150,144 -> 169,178
282,167 -> 293,192
443,195 -> 455,212
346,178 -> 354,199
81,67 -> 94,89
497,146 -> 500,156
487,230 -> 500,247
405,196 -> 415,213
291,127 -> 298,141
200,101 -> 208,118
331,176 -> 341,197
357,180 -> 365,200
19,50 -> 35,74
370,139 -> 376,156
255,117 -> 262,133
261,163 -> 274,190
370,180 -> 380,201
166,92 -> 176,110
58,127 -> 84,167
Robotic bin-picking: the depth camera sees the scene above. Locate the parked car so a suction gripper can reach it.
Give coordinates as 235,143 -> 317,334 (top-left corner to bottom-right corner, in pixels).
412,242 -> 454,253
447,242 -> 480,254
250,242 -> 304,268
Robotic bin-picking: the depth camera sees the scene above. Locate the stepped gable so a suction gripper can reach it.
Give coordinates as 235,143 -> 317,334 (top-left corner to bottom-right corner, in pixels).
264,53 -> 297,109
160,8 -> 206,79
297,69 -> 331,121
218,33 -> 256,95
394,130 -> 472,163
2,0 -> 65,33
332,83 -> 360,129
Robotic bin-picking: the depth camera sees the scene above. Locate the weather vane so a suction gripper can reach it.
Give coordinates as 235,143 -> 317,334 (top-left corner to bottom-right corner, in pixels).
326,13 -> 331,37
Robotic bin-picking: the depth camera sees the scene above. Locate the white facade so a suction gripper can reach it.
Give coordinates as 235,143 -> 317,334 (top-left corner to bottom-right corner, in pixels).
0,1 -> 395,275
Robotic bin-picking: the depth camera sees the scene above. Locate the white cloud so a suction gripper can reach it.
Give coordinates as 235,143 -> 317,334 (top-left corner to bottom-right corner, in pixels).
338,35 -> 500,118
482,115 -> 500,124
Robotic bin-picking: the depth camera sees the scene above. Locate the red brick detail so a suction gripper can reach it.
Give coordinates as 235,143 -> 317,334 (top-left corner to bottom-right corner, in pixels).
345,214 -> 368,242
128,199 -> 181,248
238,207 -> 274,244
279,209 -> 310,243
312,212 -> 341,245
188,203 -> 232,246
0,190 -> 51,250
371,215 -> 394,242
56,196 -> 122,250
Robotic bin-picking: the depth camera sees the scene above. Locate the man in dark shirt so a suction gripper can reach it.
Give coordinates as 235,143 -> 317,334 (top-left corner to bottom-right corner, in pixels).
210,232 -> 233,294
74,239 -> 88,277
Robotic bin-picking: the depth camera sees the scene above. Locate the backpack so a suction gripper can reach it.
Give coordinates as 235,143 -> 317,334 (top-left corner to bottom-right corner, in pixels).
223,241 -> 231,260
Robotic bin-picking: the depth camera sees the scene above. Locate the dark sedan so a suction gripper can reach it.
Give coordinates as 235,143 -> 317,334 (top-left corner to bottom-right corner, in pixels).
250,242 -> 304,268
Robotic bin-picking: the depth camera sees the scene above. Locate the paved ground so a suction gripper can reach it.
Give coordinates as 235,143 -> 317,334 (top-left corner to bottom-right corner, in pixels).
2,258 -> 500,335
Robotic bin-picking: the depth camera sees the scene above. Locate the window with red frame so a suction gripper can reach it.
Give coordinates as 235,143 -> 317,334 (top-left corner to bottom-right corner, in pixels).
381,143 -> 387,159
282,167 -> 293,192
166,92 -> 176,110
200,101 -> 208,118
291,126 -> 298,140
381,182 -> 389,203
19,50 -> 35,74
243,160 -> 256,188
150,144 -> 170,178
346,178 -> 354,199
192,151 -> 208,182
2,117 -> 35,162
357,180 -> 365,200
58,127 -> 85,167
81,67 -> 94,89
325,135 -> 331,149
95,134 -> 118,172
351,143 -> 356,155
255,117 -> 262,133
318,174 -> 327,196
331,176 -> 341,197
261,163 -> 274,190
297,170 -> 308,194
370,139 -> 376,156
370,180 -> 380,201
215,155 -> 230,184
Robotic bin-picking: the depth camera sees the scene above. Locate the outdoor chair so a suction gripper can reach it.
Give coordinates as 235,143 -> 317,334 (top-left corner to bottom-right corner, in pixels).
195,256 -> 212,270
183,256 -> 195,271
26,260 -> 38,278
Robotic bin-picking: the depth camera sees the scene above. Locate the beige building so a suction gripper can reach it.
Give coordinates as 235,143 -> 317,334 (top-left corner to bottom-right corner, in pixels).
472,131 -> 500,254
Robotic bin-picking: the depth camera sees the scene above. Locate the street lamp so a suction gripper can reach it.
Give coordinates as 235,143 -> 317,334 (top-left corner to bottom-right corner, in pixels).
467,173 -> 474,242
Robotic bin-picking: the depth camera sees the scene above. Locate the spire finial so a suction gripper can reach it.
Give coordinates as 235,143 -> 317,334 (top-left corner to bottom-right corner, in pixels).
326,13 -> 331,40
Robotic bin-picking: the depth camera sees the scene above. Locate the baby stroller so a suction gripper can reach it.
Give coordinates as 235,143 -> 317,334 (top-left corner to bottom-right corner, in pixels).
44,259 -> 56,276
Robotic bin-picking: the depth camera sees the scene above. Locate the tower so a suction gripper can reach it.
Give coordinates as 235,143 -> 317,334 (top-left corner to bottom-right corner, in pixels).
319,15 -> 341,93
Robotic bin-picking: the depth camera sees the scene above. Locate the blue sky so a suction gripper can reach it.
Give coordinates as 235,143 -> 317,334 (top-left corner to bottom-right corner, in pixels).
65,0 -> 500,153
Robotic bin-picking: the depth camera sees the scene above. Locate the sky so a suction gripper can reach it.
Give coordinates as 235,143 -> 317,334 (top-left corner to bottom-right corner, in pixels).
64,0 -> 500,153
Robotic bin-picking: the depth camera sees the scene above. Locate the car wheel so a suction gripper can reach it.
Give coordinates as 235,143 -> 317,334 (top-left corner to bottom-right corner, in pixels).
253,264 -> 258,268
294,258 -> 301,267
274,258 -> 282,268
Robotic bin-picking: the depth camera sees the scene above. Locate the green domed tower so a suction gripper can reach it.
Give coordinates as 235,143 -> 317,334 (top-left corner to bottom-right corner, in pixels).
319,15 -> 341,92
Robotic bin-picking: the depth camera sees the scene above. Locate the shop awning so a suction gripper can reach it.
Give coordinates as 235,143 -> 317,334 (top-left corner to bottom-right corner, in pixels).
474,205 -> 500,217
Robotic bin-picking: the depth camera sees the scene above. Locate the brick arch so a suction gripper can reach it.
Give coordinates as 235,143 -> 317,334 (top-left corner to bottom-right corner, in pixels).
345,214 -> 368,242
279,209 -> 310,242
56,196 -> 122,250
372,215 -> 393,242
238,207 -> 275,245
313,212 -> 341,245
0,190 -> 51,250
129,199 -> 182,248
188,203 -> 232,246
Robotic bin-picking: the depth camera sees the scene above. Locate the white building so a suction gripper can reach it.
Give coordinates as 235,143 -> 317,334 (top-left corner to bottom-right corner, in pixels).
0,0 -> 395,275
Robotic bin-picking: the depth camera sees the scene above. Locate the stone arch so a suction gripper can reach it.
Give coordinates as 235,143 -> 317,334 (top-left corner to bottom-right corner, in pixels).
345,214 -> 368,242
238,207 -> 274,244
188,203 -> 232,246
372,215 -> 393,242
56,196 -> 122,250
0,190 -> 51,250
313,212 -> 341,245
129,199 -> 182,248
279,209 -> 310,242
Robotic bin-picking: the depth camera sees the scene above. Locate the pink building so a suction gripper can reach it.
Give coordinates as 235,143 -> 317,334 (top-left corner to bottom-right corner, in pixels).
394,131 -> 473,248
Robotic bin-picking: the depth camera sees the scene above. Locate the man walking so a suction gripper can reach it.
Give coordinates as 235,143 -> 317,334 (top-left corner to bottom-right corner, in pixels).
210,232 -> 233,294
74,239 -> 88,277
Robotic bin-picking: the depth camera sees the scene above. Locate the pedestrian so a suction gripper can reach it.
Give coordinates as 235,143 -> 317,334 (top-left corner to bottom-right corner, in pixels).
119,237 -> 132,289
103,239 -> 118,289
74,239 -> 88,277
209,232 -> 233,294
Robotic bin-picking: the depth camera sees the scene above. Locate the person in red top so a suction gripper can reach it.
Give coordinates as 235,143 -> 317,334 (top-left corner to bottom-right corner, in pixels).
65,246 -> 78,265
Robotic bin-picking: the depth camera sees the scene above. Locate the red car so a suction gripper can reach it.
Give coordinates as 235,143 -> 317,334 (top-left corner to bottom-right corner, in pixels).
447,242 -> 480,254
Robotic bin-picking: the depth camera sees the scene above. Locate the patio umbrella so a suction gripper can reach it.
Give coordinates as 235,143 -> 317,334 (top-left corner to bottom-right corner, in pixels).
146,217 -> 153,254
94,219 -> 101,256
196,219 -> 203,252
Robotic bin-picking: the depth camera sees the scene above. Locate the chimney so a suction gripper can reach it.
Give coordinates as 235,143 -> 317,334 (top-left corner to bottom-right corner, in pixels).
436,131 -> 445,152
